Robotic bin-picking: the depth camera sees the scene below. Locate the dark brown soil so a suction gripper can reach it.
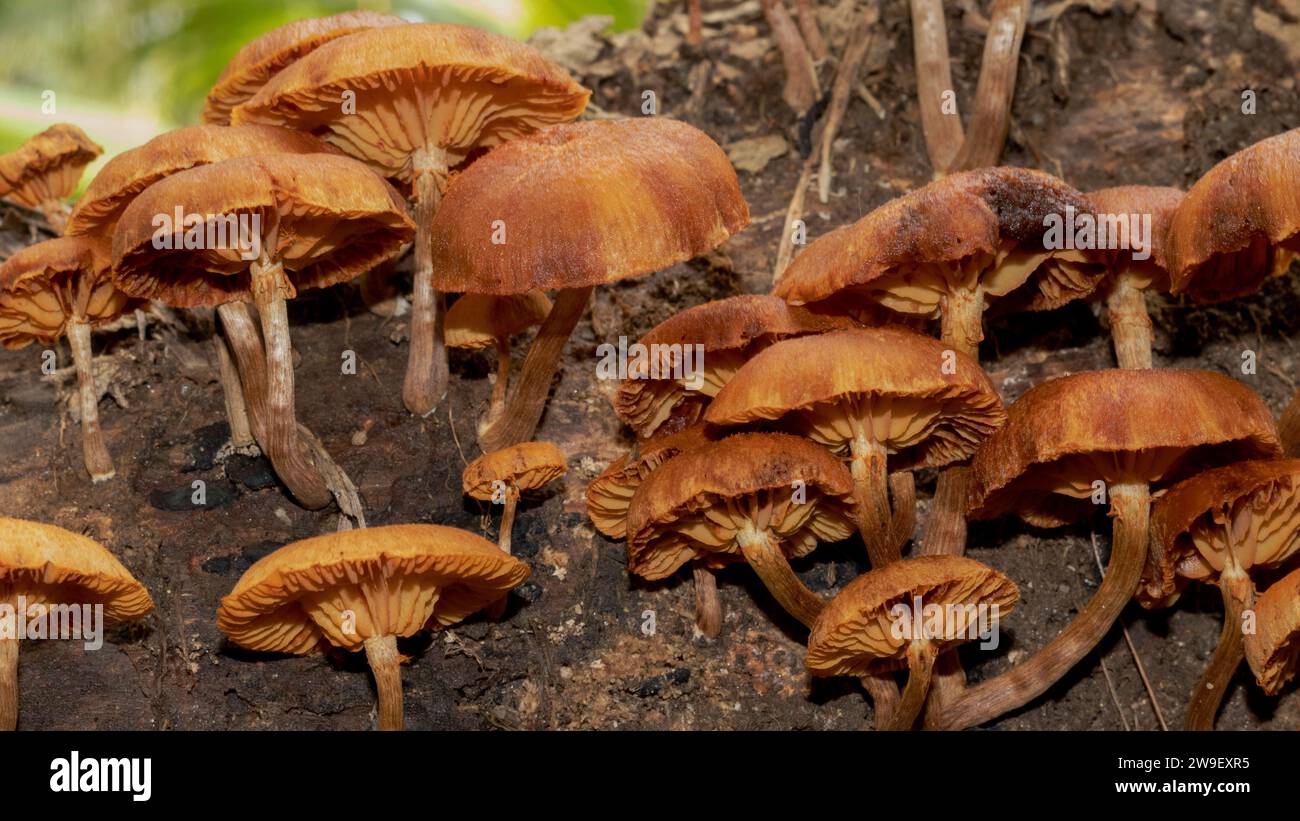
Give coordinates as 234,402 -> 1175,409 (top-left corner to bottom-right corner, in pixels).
3,0 -> 1299,731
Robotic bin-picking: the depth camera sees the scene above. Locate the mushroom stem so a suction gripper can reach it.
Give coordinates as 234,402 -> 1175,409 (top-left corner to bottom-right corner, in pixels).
485,487 -> 520,621
214,331 -> 255,448
848,429 -> 897,567
1280,388 -> 1300,458
940,283 -> 984,360
910,0 -> 964,173
924,466 -> 970,557
364,634 -> 404,731
888,471 -> 916,552
248,261 -> 333,510
0,636 -> 16,731
402,149 -> 450,417
1185,568 -> 1252,730
735,525 -> 825,628
939,481 -> 1150,729
860,672 -> 900,728
686,0 -> 704,44
888,640 -> 938,731
946,0 -> 1030,172
1106,273 -> 1154,369
478,286 -> 594,453
67,320 -> 115,482
693,562 -> 723,638
478,338 -> 513,436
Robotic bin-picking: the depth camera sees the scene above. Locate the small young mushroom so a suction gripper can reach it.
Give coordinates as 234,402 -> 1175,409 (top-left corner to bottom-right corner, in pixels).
0,124 -> 102,232
704,327 -> 1005,568
112,153 -> 415,510
0,236 -> 139,481
1143,459 -> 1300,729
233,22 -> 591,416
1166,127 -> 1299,305
613,294 -> 857,440
936,368 -> 1281,730
1085,186 -> 1183,369
807,556 -> 1018,730
0,516 -> 154,730
445,292 -> 552,435
1245,564 -> 1300,699
429,118 -> 750,452
217,524 -> 529,731
627,432 -> 857,631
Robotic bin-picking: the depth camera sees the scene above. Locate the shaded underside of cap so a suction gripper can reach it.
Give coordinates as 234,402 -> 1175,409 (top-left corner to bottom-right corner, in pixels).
585,423 -> 713,539
111,153 -> 414,308
0,516 -> 154,621
970,369 -> 1282,525
202,11 -> 407,126
232,23 -> 590,182
444,291 -> 552,349
1246,564 -> 1300,695
1085,185 -> 1183,277
430,117 -> 749,294
0,124 -> 103,205
1167,128 -> 1300,303
625,432 -> 856,579
66,124 -> 333,237
703,326 -> 1005,470
216,524 -> 529,654
462,440 -> 567,499
0,236 -> 131,347
807,555 -> 1017,677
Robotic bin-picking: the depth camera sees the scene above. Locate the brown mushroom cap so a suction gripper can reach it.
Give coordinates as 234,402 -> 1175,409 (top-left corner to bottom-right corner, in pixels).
0,124 -> 103,210
462,441 -> 567,500
969,369 -> 1282,527
202,11 -> 407,126
626,432 -> 856,580
0,516 -> 153,621
586,423 -> 712,539
216,524 -> 529,654
1167,128 -> 1300,303
703,327 -> 1005,471
613,295 -> 859,439
773,166 -> 1098,315
806,555 -> 1017,677
1245,564 -> 1300,695
232,23 -> 590,185
111,153 -> 415,307
0,236 -> 136,348
66,124 -> 334,238
1141,459 -> 1300,608
1084,185 -> 1184,289
430,118 -> 750,295
444,291 -> 552,350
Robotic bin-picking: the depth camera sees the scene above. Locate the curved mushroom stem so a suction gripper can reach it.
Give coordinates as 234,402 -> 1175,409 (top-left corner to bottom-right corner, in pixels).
479,286 -> 594,453
249,261 -> 333,510
0,636 -> 16,731
478,338 -> 513,436
402,149 -> 450,417
910,0 -> 964,173
920,465 -> 971,720
861,672 -> 900,728
1106,273 -> 1154,369
938,481 -> 1150,730
485,486 -> 521,620
363,634 -> 404,731
946,0 -> 1030,172
214,331 -> 255,448
1185,567 -> 1253,730
848,425 -> 897,568
67,320 -> 114,482
888,640 -> 938,731
735,525 -> 825,629
1278,388 -> 1300,458
693,562 -> 723,638
941,283 -> 984,360
888,471 -> 917,553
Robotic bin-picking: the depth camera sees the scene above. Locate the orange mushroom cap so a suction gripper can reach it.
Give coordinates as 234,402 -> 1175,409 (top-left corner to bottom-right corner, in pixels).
1084,185 -> 1184,291
0,124 -> 102,211
462,441 -> 567,500
586,423 -> 713,540
0,235 -> 137,348
1245,564 -> 1300,695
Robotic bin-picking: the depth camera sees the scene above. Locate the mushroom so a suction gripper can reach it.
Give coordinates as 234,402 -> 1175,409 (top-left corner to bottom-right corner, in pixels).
807,556 -> 1018,730
613,294 -> 858,440
0,516 -> 154,730
111,153 -> 415,510
1085,186 -> 1183,369
444,291 -> 552,435
1245,564 -> 1300,699
0,124 -> 102,232
0,236 -> 139,481
1143,458 -> 1300,729
64,123 -> 336,484
627,432 -> 857,631
703,327 -> 1005,569
431,117 -> 750,452
935,368 -> 1281,730
216,524 -> 529,731
1166,127 -> 1299,305
232,22 -> 591,416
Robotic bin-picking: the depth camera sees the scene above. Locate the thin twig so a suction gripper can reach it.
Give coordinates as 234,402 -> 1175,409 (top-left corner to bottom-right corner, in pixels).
817,1 -> 880,203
